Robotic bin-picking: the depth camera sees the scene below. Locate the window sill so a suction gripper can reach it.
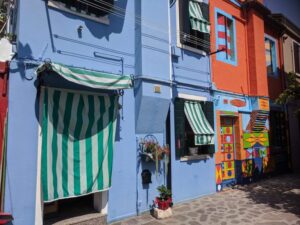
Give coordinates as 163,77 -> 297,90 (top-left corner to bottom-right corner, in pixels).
180,154 -> 212,162
48,0 -> 110,25
176,42 -> 207,56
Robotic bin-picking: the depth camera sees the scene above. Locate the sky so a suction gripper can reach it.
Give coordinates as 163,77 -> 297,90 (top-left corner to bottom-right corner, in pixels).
264,0 -> 300,28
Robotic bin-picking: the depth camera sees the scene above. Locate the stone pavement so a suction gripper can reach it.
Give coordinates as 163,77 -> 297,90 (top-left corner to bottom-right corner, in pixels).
111,174 -> 300,225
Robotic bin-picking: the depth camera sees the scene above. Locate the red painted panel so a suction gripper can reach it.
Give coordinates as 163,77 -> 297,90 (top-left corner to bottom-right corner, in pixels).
230,99 -> 246,107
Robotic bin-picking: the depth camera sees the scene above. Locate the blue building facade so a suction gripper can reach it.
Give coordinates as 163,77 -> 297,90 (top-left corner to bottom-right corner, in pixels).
4,0 -> 216,224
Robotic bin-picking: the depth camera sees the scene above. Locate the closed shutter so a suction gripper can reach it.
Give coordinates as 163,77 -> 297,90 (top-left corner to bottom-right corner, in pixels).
174,99 -> 185,158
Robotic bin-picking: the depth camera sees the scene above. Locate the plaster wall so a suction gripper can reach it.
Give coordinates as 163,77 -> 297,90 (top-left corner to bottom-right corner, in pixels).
168,0 -> 216,203
210,0 -> 249,95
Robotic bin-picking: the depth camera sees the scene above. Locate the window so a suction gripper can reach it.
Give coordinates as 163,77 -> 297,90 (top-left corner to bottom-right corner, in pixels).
175,98 -> 215,159
293,42 -> 300,74
48,0 -> 114,24
215,9 -> 237,65
178,0 -> 210,53
265,36 -> 278,76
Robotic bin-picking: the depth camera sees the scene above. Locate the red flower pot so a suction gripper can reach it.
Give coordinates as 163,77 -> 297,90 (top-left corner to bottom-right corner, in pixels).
155,197 -> 172,210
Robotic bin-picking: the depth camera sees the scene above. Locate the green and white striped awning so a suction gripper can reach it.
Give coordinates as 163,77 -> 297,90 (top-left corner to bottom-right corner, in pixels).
36,63 -> 132,90
189,0 -> 210,33
41,87 -> 118,202
184,101 -> 214,145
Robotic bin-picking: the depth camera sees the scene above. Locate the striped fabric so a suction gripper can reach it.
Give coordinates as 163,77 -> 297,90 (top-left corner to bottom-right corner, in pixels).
184,101 -> 214,145
189,0 -> 210,33
41,87 -> 118,202
247,110 -> 269,132
217,14 -> 232,59
36,63 -> 132,90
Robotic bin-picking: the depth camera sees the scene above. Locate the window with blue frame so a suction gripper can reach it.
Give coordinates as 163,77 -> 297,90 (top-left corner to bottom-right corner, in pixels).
265,36 -> 278,76
215,9 -> 237,65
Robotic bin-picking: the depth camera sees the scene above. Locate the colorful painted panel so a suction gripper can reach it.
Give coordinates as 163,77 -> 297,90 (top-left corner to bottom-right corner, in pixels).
258,98 -> 270,111
242,160 -> 253,177
223,153 -> 234,161
259,147 -> 267,158
243,133 -> 269,148
223,161 -> 235,170
253,147 -> 260,158
222,134 -> 234,144
245,148 -> 253,159
246,111 -> 269,132
221,144 -> 234,153
221,127 -> 233,135
216,164 -> 223,184
263,157 -> 275,173
223,169 -> 235,180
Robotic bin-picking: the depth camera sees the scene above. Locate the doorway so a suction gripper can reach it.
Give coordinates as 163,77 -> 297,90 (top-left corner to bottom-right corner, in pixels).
220,117 -> 236,182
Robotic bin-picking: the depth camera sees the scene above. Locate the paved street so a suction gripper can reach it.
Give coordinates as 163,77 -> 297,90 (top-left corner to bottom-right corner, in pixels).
111,174 -> 300,225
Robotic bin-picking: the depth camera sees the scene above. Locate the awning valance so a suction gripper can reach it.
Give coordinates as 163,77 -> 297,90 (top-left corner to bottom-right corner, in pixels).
189,0 -> 210,33
41,87 -> 118,202
184,101 -> 214,145
36,63 -> 132,90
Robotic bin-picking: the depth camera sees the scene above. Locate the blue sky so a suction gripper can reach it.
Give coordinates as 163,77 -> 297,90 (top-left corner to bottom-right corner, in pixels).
264,0 -> 300,27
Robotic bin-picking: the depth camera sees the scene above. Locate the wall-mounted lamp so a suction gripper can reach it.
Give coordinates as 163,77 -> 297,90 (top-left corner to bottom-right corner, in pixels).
77,25 -> 83,38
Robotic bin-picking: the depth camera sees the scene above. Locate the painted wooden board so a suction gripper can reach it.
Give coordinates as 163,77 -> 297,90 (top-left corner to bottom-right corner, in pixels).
216,164 -> 222,184
242,160 -> 253,177
243,133 -> 269,148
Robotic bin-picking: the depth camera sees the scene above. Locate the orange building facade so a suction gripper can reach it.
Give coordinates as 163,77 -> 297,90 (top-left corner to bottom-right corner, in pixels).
210,0 -> 286,191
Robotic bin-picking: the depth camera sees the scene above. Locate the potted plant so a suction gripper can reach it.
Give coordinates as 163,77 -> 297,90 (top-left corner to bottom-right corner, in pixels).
155,185 -> 173,210
141,140 -> 169,162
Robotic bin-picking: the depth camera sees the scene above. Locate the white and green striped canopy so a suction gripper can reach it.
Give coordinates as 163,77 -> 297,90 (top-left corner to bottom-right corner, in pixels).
41,87 -> 118,202
184,101 -> 214,145
36,63 -> 132,90
189,0 -> 210,33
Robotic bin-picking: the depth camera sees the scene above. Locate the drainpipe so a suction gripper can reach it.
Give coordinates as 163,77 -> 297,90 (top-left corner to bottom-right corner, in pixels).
167,0 -> 172,188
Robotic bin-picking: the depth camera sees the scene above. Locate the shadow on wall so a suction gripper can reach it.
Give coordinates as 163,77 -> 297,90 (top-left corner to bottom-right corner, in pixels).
238,174 -> 300,216
43,0 -> 128,41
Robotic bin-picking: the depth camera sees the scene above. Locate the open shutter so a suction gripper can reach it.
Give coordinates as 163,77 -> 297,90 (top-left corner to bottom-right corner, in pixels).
175,99 -> 185,158
198,2 -> 210,53
201,101 -> 215,154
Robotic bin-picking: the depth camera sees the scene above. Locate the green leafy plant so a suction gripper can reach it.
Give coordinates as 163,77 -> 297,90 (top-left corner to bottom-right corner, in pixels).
276,72 -> 300,115
157,185 -> 172,200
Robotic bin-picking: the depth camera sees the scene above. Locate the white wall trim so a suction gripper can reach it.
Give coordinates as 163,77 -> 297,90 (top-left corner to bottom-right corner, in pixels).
178,93 -> 208,101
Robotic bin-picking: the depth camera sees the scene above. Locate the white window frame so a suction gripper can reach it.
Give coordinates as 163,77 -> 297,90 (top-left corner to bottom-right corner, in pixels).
292,40 -> 300,76
48,0 -> 110,25
175,0 -> 207,56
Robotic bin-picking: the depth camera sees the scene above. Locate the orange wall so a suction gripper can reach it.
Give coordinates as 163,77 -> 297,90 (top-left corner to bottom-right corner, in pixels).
210,0 -> 269,97
210,0 -> 249,95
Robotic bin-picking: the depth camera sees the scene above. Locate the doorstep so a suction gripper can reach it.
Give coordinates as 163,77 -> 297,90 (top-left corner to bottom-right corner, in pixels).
44,213 -> 107,225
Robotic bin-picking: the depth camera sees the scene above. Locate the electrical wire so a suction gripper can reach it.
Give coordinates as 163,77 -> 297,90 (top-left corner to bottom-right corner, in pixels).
75,0 -> 211,49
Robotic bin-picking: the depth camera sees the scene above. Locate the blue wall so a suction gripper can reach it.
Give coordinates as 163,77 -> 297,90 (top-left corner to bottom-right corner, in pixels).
5,0 -> 216,224
168,0 -> 216,203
